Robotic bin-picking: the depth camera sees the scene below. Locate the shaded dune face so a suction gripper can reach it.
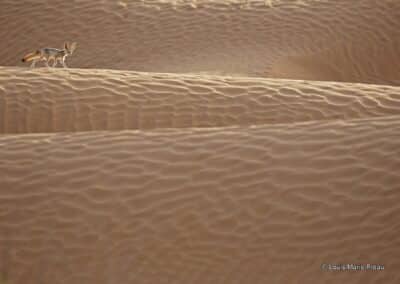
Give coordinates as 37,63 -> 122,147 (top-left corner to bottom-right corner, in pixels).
0,0 -> 399,84
270,40 -> 400,86
1,117 -> 400,284
1,67 -> 400,133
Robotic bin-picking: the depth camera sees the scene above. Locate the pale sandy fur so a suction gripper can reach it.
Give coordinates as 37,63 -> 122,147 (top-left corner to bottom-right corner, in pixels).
0,0 -> 399,284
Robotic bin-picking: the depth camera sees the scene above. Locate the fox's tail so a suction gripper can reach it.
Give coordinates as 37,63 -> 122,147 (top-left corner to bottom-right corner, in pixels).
21,50 -> 40,62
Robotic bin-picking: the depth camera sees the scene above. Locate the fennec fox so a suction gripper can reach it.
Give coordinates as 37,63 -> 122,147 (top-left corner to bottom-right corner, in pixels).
21,42 -> 77,68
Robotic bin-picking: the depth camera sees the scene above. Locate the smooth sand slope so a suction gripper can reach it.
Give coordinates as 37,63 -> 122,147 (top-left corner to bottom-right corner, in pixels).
1,0 -> 400,84
1,0 -> 400,284
1,67 -> 400,133
1,117 -> 400,284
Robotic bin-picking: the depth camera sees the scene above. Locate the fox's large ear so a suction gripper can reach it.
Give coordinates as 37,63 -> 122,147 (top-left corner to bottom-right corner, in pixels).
64,42 -> 69,50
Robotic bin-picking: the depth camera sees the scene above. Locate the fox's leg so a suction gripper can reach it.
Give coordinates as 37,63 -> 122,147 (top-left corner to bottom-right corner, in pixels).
37,55 -> 48,67
30,59 -> 37,68
48,57 -> 56,67
62,57 -> 68,68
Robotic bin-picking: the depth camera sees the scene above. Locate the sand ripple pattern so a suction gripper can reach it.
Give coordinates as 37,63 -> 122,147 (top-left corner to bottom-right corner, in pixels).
1,117 -> 400,284
1,67 -> 400,133
0,1 -> 400,284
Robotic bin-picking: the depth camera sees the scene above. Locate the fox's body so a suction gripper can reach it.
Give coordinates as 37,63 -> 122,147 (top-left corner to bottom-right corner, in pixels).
22,42 -> 77,68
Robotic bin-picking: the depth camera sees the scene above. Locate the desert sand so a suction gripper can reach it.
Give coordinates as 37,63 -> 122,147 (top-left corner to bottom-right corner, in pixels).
0,0 -> 399,283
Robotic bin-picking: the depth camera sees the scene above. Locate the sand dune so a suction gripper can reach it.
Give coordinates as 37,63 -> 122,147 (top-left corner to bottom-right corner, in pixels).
0,0 -> 399,84
1,0 -> 400,283
1,117 -> 400,284
1,66 -> 400,133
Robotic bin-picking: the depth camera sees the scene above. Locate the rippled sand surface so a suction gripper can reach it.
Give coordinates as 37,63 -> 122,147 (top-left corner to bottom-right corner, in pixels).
0,0 -> 399,283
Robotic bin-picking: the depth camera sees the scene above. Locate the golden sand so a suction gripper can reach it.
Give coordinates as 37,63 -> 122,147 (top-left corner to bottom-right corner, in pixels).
0,0 -> 399,283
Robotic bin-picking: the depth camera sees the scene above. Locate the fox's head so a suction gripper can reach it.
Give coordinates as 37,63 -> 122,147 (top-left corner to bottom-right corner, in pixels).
64,42 -> 77,55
